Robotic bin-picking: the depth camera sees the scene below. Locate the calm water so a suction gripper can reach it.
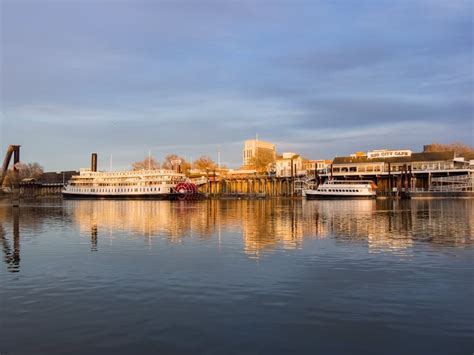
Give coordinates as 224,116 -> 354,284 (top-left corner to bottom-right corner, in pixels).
0,198 -> 473,355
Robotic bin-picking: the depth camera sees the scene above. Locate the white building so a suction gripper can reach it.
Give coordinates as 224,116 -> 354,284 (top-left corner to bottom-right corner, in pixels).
275,152 -> 305,177
303,159 -> 332,174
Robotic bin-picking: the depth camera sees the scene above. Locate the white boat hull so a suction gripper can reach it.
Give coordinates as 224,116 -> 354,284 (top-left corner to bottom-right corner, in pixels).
305,190 -> 376,199
304,180 -> 377,199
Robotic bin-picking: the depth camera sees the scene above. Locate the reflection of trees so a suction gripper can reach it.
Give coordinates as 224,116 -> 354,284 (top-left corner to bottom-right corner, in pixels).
69,200 -> 319,257
70,199 -> 474,257
70,200 -> 218,243
1,199 -> 471,271
242,200 -> 325,257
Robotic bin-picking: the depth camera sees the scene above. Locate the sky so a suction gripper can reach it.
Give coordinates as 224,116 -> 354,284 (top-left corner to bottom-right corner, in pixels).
1,0 -> 473,171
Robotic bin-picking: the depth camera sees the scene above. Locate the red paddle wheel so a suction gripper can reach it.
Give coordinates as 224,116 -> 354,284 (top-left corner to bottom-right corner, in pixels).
174,182 -> 198,199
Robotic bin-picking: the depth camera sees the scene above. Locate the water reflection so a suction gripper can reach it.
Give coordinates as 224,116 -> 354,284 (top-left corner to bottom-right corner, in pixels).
69,199 -> 473,255
1,199 -> 473,272
0,207 -> 20,272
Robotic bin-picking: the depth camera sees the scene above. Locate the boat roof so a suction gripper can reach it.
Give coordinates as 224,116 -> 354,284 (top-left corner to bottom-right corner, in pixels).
324,180 -> 374,184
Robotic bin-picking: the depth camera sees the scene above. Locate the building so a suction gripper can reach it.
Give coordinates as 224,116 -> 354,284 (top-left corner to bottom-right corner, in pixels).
242,139 -> 276,167
325,149 -> 472,192
303,159 -> 332,174
275,152 -> 305,177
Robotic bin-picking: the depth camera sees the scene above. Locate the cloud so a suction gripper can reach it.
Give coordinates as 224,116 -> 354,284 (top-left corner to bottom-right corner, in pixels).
1,0 -> 472,170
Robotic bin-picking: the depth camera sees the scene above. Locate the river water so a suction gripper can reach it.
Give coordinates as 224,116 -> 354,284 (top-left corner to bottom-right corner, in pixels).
0,199 -> 473,354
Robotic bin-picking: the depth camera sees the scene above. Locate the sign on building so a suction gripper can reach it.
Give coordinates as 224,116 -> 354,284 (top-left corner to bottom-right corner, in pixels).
367,149 -> 412,159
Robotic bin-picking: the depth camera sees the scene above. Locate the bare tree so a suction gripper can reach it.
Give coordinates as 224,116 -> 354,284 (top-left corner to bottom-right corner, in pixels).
131,157 -> 160,170
162,154 -> 191,174
249,149 -> 275,172
192,156 -> 217,171
424,142 -> 474,157
3,162 -> 44,187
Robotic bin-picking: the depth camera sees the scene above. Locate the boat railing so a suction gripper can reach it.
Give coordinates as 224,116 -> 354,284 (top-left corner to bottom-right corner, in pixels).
324,180 -> 373,185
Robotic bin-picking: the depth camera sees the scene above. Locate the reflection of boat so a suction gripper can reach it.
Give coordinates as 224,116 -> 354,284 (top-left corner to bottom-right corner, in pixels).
305,180 -> 376,199
62,169 -> 198,199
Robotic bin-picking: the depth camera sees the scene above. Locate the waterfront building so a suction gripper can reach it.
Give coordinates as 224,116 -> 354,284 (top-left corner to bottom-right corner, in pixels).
242,139 -> 276,166
275,152 -> 305,177
325,149 -> 472,192
303,159 -> 332,174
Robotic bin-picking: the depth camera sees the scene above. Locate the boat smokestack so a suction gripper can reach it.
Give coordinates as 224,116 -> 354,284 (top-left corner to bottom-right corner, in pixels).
91,153 -> 97,172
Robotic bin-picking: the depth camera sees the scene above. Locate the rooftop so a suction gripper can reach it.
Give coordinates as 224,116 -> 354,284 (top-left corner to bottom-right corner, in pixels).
333,151 -> 456,164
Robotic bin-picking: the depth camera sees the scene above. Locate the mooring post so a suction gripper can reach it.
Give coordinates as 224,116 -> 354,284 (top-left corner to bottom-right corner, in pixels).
388,162 -> 392,197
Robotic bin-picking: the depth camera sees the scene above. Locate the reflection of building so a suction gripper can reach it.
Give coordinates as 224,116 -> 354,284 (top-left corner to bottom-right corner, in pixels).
71,200 -> 216,243
242,139 -> 276,166
64,199 -> 474,257
241,200 -> 305,257
2,198 -> 472,273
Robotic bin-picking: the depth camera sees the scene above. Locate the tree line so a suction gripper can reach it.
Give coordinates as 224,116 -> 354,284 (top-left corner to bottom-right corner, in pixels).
131,154 -> 219,173
424,142 -> 474,157
2,141 -> 472,188
2,162 -> 44,187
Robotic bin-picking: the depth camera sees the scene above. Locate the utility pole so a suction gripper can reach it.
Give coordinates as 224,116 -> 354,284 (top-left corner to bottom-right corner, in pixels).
217,145 -> 221,169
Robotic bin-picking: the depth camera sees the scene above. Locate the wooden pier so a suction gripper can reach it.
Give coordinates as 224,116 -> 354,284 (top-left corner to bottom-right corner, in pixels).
197,174 -> 299,197
19,181 -> 64,198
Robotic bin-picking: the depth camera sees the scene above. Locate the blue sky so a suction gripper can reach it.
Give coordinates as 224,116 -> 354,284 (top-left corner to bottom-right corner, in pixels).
1,0 -> 473,171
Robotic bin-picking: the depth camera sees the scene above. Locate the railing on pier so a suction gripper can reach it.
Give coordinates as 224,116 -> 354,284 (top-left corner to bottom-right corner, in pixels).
428,174 -> 473,192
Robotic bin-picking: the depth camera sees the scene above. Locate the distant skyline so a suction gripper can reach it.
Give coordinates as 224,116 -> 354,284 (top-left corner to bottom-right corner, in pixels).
1,0 -> 473,171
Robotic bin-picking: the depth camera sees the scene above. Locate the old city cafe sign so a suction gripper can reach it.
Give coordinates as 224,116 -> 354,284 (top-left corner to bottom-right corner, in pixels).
367,149 -> 412,159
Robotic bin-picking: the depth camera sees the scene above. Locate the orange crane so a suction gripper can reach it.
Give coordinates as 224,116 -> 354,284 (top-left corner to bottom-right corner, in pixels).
1,145 -> 21,187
